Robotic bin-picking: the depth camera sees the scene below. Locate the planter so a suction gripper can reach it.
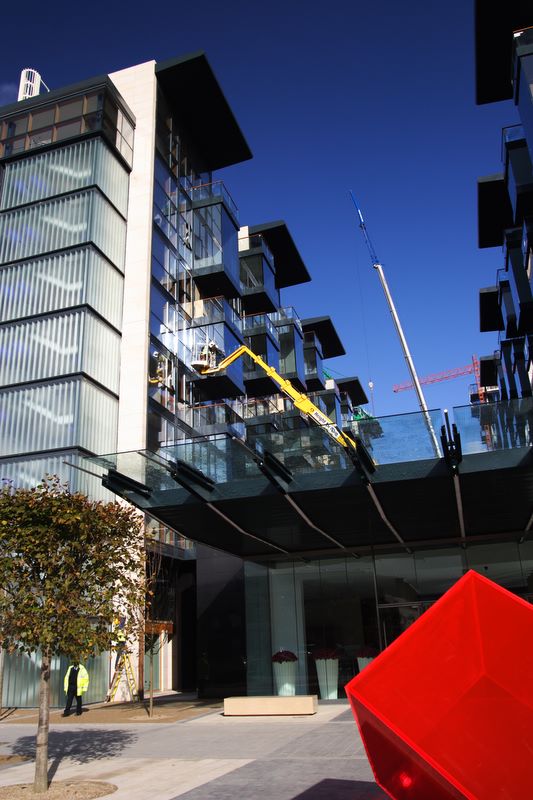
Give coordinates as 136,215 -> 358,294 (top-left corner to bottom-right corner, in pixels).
357,656 -> 374,672
273,660 -> 297,696
315,658 -> 339,699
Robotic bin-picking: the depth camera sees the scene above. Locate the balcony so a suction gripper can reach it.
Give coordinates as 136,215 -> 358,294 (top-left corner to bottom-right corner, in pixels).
182,296 -> 242,338
243,312 -> 279,341
239,251 -> 279,313
188,325 -> 245,401
308,388 -> 341,427
271,309 -> 306,392
178,401 -> 245,439
513,29 -> 533,157
502,125 -> 533,225
499,278 -> 519,339
503,229 -> 533,334
270,306 -> 303,333
243,332 -> 281,398
303,331 -> 325,391
191,180 -> 239,222
191,183 -> 241,298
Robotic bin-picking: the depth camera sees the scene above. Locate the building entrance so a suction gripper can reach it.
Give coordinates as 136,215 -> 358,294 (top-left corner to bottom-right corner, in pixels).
378,601 -> 433,648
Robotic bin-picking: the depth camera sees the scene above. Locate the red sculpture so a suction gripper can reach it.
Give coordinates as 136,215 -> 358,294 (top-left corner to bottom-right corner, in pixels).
345,570 -> 533,799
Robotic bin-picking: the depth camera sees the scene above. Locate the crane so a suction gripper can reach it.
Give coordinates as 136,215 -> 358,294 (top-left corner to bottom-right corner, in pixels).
349,193 -> 441,456
393,363 -> 476,393
393,355 -> 500,405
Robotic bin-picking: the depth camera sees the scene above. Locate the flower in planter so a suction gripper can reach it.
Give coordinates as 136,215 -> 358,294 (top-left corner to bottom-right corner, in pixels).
313,647 -> 340,661
272,649 -> 298,663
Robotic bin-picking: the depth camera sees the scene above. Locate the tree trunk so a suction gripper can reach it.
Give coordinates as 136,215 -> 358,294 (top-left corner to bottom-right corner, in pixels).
149,649 -> 154,718
34,651 -> 50,793
0,646 -> 5,712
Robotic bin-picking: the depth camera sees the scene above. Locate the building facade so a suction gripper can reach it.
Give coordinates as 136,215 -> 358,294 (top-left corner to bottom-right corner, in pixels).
0,53 -> 367,704
2,13 -> 533,706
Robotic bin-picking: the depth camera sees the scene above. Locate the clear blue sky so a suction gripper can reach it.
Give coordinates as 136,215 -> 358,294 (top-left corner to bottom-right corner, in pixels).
0,0 -> 517,417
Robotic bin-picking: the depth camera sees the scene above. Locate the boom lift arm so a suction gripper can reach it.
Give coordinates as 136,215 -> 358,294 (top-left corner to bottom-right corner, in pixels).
192,342 -> 375,473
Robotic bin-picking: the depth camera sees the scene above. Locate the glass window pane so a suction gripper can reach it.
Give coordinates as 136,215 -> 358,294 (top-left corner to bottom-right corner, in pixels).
4,136 -> 26,156
83,112 -> 103,132
121,118 -> 134,147
85,93 -> 104,114
55,120 -> 82,141
57,98 -> 83,121
6,116 -> 28,137
31,107 -> 55,130
28,128 -> 53,148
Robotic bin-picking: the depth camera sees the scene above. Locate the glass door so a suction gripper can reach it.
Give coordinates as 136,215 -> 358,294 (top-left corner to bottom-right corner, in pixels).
378,602 -> 433,649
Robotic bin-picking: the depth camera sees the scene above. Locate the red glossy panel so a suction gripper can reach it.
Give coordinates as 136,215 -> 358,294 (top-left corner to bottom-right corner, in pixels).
345,571 -> 533,800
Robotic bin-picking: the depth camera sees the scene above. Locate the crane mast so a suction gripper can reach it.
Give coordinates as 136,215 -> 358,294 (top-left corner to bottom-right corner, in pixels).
350,193 -> 441,456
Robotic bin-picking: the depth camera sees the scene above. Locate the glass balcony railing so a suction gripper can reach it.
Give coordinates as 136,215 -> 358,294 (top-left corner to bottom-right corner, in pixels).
348,409 -> 443,464
178,401 -> 244,435
246,233 -> 275,266
453,398 -> 533,454
243,313 -> 278,340
191,180 -> 239,221
270,307 -> 303,333
181,296 -> 242,334
501,124 -> 525,163
243,396 -> 281,419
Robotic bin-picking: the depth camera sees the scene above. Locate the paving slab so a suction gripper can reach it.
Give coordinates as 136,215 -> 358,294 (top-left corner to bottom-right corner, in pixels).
0,702 -> 386,800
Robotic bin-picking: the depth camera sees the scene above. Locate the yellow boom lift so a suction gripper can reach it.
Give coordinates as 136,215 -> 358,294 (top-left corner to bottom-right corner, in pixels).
191,342 -> 375,475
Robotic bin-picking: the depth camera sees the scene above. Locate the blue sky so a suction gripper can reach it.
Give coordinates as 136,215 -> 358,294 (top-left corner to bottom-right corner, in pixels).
0,0 -> 516,417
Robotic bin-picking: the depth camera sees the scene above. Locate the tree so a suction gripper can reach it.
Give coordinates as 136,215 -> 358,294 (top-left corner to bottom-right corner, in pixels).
0,477 -> 145,793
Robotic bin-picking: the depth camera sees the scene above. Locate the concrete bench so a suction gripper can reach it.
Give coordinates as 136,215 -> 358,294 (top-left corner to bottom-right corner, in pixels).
223,695 -> 318,716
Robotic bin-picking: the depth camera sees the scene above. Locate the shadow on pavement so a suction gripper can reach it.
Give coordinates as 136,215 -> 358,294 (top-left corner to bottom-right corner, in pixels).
10,728 -> 138,782
290,779 -> 388,799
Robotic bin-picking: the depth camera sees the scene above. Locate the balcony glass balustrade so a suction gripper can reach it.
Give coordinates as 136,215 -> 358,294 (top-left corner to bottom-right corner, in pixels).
87,398 -> 532,508
191,180 -> 239,222
453,397 -> 533,454
181,296 -> 242,336
192,187 -> 240,298
347,409 -> 444,464
178,401 -> 245,439
240,252 -> 279,312
244,233 -> 275,267
243,313 -> 278,341
270,307 -> 303,334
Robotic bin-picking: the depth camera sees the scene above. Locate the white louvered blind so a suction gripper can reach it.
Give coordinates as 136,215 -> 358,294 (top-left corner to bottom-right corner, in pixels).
0,190 -> 126,269
0,138 -> 129,217
0,247 -> 124,327
0,378 -> 118,457
0,310 -> 120,393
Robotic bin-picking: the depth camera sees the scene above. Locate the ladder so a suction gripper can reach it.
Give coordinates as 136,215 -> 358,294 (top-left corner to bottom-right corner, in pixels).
106,651 -> 139,703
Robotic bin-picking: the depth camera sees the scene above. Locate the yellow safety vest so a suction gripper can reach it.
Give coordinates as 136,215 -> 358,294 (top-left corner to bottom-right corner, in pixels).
64,664 -> 89,695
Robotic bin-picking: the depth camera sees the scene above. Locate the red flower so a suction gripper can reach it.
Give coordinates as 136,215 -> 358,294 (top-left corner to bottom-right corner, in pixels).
313,647 -> 340,661
272,649 -> 298,663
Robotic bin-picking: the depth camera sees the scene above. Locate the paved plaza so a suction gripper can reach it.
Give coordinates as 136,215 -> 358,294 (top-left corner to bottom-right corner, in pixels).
0,701 -> 386,799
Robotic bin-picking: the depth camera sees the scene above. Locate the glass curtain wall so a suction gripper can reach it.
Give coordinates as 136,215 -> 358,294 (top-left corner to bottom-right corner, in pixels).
244,540 -> 533,696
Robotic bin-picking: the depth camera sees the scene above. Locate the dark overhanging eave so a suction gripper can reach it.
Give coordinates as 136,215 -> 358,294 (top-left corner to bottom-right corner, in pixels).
301,316 -> 346,359
336,376 -> 369,406
474,0 -> 532,104
155,52 -> 252,171
248,220 -> 311,289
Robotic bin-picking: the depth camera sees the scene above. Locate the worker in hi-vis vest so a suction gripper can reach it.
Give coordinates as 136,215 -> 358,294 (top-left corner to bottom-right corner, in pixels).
62,660 -> 90,717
